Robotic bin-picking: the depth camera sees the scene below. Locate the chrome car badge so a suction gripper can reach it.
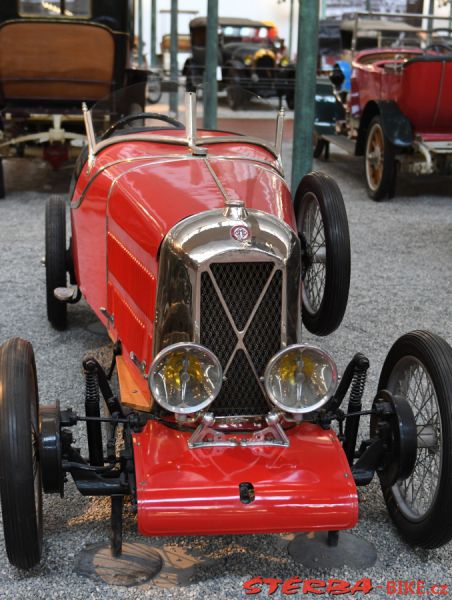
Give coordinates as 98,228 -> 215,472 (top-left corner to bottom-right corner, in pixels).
231,225 -> 250,242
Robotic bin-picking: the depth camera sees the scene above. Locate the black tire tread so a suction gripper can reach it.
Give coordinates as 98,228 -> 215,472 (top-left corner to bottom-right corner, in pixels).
45,195 -> 67,329
0,337 -> 42,568
378,330 -> 452,548
296,171 -> 351,336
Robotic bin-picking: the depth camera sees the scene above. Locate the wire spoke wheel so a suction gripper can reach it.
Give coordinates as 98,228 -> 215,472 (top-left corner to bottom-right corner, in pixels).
378,331 -> 452,548
301,193 -> 326,315
388,357 -> 441,521
295,172 -> 350,336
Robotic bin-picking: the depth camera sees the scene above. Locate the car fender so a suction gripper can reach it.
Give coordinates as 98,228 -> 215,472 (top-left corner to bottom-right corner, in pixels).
355,100 -> 413,156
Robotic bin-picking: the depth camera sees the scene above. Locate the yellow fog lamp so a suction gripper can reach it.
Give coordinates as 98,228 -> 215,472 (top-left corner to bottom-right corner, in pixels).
280,56 -> 290,67
149,343 -> 222,414
244,55 -> 253,66
264,344 -> 337,414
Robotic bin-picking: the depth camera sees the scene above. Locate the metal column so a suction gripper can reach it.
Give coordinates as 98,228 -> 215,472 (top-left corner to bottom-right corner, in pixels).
288,0 -> 294,60
203,0 -> 218,129
137,0 -> 143,67
169,0 -> 179,115
290,0 -> 319,193
150,0 -> 157,68
427,0 -> 435,38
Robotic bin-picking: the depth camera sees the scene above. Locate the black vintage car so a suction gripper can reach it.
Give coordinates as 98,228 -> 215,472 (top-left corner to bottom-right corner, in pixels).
183,17 -> 295,109
0,0 -> 147,197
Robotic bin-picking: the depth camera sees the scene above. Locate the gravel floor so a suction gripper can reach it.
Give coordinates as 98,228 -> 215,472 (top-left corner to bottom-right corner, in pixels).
0,140 -> 451,600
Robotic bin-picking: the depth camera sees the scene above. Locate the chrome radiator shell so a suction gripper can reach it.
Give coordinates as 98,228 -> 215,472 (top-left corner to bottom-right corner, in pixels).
153,206 -> 301,415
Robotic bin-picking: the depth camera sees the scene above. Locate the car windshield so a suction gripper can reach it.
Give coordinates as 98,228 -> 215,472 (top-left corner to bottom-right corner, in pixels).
87,82 -> 283,148
223,25 -> 271,42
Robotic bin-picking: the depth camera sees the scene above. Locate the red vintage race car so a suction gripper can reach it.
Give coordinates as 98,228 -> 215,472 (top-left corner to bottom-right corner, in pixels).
1,85 -> 452,570
317,46 -> 452,200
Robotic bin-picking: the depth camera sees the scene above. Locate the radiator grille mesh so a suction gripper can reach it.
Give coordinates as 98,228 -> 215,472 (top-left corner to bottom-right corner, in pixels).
200,263 -> 282,416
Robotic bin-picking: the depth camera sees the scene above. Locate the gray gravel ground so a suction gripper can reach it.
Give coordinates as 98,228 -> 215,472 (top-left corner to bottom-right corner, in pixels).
0,138 -> 451,600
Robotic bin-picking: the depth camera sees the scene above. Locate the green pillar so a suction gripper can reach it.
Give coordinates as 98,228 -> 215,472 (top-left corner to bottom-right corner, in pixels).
150,0 -> 157,68
291,0 -> 319,193
428,0 -> 435,37
138,0 -> 143,67
169,0 -> 178,115
203,0 -> 218,129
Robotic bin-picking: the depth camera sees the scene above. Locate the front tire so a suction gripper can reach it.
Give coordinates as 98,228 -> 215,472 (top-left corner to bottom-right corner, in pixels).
0,338 -> 43,568
295,172 -> 350,336
378,331 -> 452,548
364,116 -> 396,201
45,196 -> 67,329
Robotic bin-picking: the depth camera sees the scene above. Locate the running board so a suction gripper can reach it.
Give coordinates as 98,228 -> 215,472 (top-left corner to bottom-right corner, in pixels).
322,135 -> 356,155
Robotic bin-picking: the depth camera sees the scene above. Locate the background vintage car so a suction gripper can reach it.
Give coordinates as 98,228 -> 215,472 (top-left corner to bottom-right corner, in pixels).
315,46 -> 452,200
0,0 -> 148,198
183,17 -> 295,109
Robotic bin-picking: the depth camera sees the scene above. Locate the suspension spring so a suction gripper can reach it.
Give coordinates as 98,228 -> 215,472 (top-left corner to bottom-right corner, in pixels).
343,354 -> 370,465
83,359 -> 104,467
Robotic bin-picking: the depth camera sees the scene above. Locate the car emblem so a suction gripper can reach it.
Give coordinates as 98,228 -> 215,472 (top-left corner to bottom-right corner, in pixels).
231,225 -> 250,242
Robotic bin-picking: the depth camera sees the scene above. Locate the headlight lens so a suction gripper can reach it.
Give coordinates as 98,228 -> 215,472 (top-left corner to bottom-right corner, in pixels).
280,56 -> 289,67
149,343 -> 222,414
264,344 -> 337,414
244,55 -> 253,66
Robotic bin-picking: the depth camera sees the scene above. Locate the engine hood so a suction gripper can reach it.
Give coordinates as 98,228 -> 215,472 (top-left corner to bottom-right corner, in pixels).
103,149 -> 295,258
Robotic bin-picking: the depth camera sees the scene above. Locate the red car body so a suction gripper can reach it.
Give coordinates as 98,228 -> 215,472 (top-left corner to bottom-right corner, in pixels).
350,48 -> 452,139
320,46 -> 452,199
69,126 -> 358,536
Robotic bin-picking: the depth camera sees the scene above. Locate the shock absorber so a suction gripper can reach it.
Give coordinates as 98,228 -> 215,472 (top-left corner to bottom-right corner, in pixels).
83,358 -> 104,467
343,353 -> 370,465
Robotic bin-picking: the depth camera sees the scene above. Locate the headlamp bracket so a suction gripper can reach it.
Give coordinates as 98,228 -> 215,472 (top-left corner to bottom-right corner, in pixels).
188,412 -> 290,449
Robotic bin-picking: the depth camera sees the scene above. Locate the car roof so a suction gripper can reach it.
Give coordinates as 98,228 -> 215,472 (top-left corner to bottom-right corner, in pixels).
341,17 -> 421,34
189,17 -> 268,29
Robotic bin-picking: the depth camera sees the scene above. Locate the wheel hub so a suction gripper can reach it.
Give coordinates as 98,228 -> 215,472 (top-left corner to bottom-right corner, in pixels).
39,401 -> 64,497
370,390 -> 417,487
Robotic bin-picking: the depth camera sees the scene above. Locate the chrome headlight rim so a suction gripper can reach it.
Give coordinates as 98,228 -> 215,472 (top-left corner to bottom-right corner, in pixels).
264,343 -> 338,414
148,342 -> 223,415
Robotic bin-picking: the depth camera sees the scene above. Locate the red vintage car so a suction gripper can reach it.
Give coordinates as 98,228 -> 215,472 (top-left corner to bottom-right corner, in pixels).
1,85 -> 452,570
318,47 -> 452,199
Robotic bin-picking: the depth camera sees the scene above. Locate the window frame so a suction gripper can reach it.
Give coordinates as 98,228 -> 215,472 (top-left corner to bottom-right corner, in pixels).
18,0 -> 92,19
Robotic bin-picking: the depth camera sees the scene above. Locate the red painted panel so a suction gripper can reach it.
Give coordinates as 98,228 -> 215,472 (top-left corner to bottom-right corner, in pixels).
134,421 -> 358,536
107,232 -> 156,318
399,60 -> 452,131
109,285 -> 147,362
351,50 -> 452,135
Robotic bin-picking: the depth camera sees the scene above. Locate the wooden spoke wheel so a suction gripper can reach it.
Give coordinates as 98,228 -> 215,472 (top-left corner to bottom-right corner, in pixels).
364,116 -> 396,201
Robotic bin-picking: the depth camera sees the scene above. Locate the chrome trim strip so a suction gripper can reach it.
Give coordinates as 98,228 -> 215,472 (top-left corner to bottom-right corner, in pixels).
92,132 -> 279,159
82,102 -> 95,166
209,155 -> 285,179
203,158 -> 231,205
275,107 -> 285,157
